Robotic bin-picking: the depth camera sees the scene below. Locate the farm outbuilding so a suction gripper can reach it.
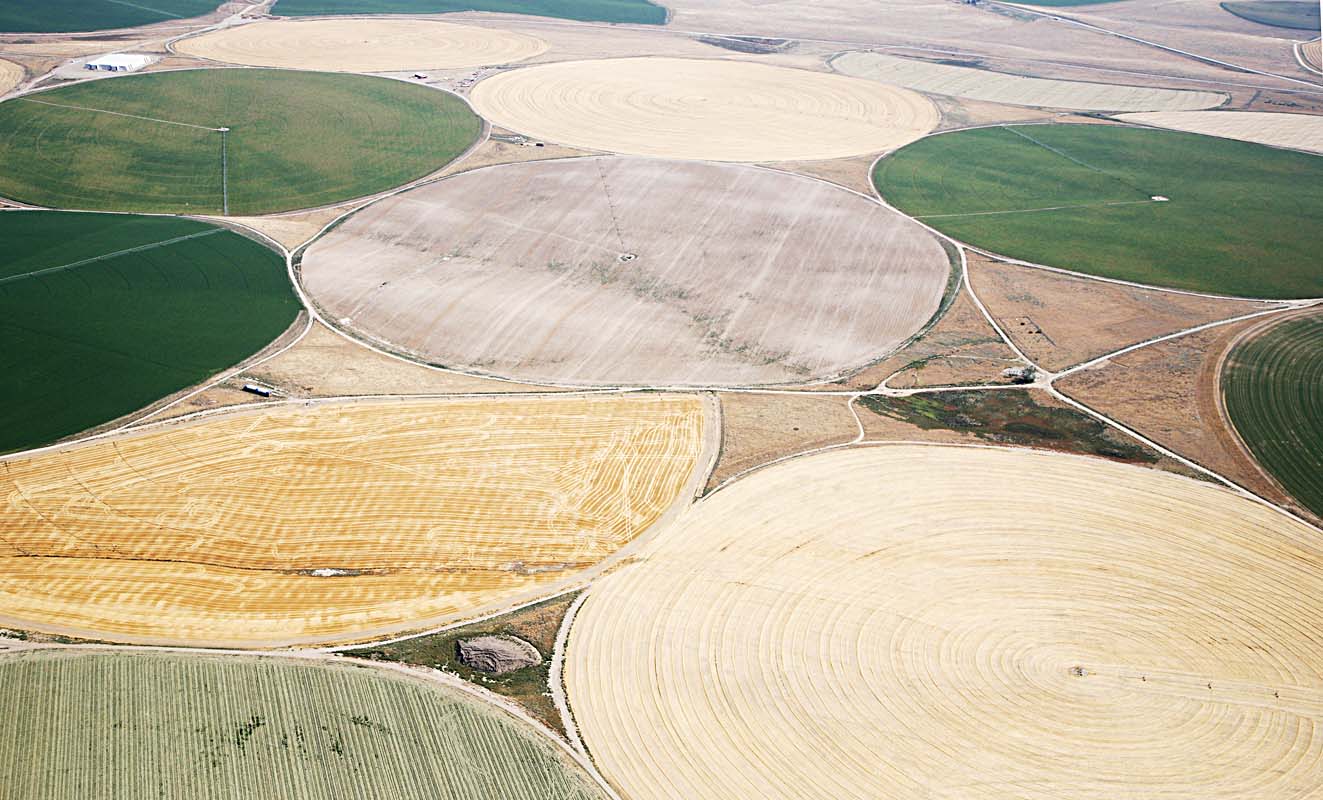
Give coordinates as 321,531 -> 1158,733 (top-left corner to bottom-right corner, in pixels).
84,53 -> 153,73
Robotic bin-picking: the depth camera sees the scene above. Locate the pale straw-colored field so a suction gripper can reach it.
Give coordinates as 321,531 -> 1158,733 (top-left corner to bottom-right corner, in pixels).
0,58 -> 22,97
469,57 -> 939,162
174,18 -> 547,72
833,51 -> 1226,111
567,445 -> 1323,800
0,394 -> 707,647
1118,110 -> 1323,154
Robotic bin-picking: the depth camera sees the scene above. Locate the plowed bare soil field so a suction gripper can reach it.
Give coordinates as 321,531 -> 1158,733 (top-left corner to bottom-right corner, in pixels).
469,58 -> 938,162
832,52 -> 1225,111
567,445 -> 1323,800
0,394 -> 707,647
302,157 -> 948,387
175,19 -> 548,72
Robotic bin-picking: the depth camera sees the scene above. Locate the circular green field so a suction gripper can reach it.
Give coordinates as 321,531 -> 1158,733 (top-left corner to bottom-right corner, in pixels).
1222,312 -> 1323,518
874,124 -> 1323,299
0,69 -> 481,216
0,211 -> 299,454
0,650 -> 604,800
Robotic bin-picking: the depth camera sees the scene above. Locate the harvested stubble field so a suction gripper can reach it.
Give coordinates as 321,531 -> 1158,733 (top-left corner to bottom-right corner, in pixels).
273,0 -> 668,24
0,211 -> 298,455
0,649 -> 604,800
0,394 -> 707,647
1222,312 -> 1323,517
876,124 -> 1323,298
175,19 -> 548,72
0,0 -> 218,32
1305,39 -> 1322,70
567,444 -> 1323,800
0,58 -> 21,96
302,157 -> 948,387
831,52 -> 1225,112
469,58 -> 939,162
1118,110 -> 1323,155
0,69 -> 480,215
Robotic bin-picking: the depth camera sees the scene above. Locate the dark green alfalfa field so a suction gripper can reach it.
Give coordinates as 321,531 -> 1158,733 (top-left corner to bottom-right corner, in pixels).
874,124 -> 1323,299
0,69 -> 481,216
0,0 -> 219,33
273,0 -> 667,24
0,211 -> 300,454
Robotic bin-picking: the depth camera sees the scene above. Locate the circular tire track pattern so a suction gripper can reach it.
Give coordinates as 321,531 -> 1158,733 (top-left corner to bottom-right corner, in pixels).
1222,311 -> 1323,518
301,157 -> 949,387
567,445 -> 1323,800
175,19 -> 549,73
469,57 -> 938,162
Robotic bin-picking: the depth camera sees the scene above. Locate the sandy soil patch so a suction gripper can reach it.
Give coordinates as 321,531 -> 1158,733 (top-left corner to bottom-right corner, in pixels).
0,57 -> 20,96
967,253 -> 1277,372
302,157 -> 948,387
1055,315 -> 1302,514
175,18 -> 547,72
567,444 -> 1323,800
705,392 -> 858,491
833,51 -> 1225,111
1118,110 -> 1323,154
0,394 -> 708,647
469,57 -> 938,162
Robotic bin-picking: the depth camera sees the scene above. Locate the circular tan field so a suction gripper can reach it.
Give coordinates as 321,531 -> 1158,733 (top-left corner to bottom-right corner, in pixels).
567,445 -> 1323,800
0,394 -> 709,648
469,57 -> 939,161
174,18 -> 548,72
301,157 -> 948,387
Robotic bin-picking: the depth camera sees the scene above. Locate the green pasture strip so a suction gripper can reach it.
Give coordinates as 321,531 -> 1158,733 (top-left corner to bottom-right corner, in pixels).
273,0 -> 667,24
1220,1 -> 1320,29
0,0 -> 219,32
0,650 -> 604,800
0,69 -> 481,216
874,124 -> 1323,298
0,212 -> 298,454
1222,313 -> 1323,518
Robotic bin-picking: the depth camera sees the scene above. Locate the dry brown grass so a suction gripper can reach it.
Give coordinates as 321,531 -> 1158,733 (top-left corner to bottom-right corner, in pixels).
1055,316 -> 1303,514
175,19 -> 548,72
302,157 -> 948,387
0,394 -> 709,647
705,393 -> 858,492
967,253 -> 1274,372
469,57 -> 938,162
567,444 -> 1323,800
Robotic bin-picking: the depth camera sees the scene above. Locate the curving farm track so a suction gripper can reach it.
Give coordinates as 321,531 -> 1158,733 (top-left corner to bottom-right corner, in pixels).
1222,312 -> 1323,518
469,57 -> 938,162
566,445 -> 1323,800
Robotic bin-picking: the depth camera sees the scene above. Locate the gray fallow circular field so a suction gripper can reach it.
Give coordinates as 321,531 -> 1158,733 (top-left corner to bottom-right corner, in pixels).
301,157 -> 949,387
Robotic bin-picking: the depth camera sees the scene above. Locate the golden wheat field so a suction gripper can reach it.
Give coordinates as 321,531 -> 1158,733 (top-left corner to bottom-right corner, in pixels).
469,57 -> 939,161
174,18 -> 548,73
0,395 -> 708,647
566,445 -> 1323,800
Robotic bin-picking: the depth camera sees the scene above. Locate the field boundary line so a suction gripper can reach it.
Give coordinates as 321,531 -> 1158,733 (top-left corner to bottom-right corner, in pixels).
915,198 -> 1158,219
0,228 -> 222,286
16,97 -> 223,131
104,0 -> 184,19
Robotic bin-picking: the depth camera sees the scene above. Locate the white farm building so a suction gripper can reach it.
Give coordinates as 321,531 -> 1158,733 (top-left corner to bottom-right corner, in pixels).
84,53 -> 153,73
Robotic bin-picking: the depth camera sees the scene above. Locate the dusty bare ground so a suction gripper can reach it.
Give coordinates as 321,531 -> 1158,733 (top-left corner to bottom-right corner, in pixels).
838,285 -> 1022,391
243,320 -> 553,396
705,392 -> 859,492
1054,315 -> 1304,514
758,153 -> 881,197
929,94 -> 1072,130
469,57 -> 939,162
568,444 -> 1323,800
1118,110 -> 1323,154
967,253 -> 1275,372
302,156 -> 949,387
174,18 -> 547,72
437,129 -> 596,176
1243,87 -> 1323,114
215,206 -> 352,252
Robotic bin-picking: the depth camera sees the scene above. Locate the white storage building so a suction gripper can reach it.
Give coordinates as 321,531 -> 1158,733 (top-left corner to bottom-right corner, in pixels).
84,53 -> 153,73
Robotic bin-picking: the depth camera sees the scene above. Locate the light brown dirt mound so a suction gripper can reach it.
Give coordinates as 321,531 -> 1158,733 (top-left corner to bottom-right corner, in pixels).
0,394 -> 708,647
0,58 -> 21,97
1117,111 -> 1323,154
469,57 -> 938,162
174,18 -> 547,72
457,635 -> 542,674
302,157 -> 948,387
567,444 -> 1323,800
